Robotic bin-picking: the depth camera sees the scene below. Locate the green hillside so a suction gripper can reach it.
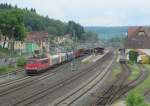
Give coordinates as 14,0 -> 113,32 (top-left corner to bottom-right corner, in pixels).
85,26 -> 128,41
0,3 -> 98,43
85,26 -> 128,47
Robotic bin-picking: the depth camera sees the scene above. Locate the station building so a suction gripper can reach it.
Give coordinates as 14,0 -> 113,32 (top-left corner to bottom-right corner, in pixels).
124,26 -> 150,63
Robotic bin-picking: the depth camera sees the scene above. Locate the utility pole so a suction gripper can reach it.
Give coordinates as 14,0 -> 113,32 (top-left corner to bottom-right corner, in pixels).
71,30 -> 78,71
46,35 -> 50,53
10,27 -> 15,57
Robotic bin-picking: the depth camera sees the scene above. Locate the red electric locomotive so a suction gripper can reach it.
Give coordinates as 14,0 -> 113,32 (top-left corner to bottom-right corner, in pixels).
25,48 -> 91,75
26,54 -> 50,74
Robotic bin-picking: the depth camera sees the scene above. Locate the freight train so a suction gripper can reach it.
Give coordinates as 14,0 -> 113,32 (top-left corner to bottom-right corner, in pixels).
25,48 -> 90,75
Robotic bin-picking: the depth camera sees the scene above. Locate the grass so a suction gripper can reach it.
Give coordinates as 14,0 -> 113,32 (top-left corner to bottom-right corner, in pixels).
109,51 -> 122,81
82,60 -> 90,64
111,63 -> 122,80
16,56 -> 27,67
0,47 -> 19,58
113,64 -> 150,106
128,64 -> 140,81
130,64 -> 150,94
0,65 -> 14,74
0,47 -> 9,58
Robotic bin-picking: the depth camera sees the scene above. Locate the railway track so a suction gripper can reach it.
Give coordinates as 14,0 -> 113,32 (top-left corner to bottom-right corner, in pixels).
0,56 -> 87,96
0,58 -> 78,87
13,51 -> 113,106
0,69 -> 26,85
94,64 -> 148,106
95,64 -> 131,106
52,52 -> 115,106
110,64 -> 148,105
0,54 -> 89,88
141,65 -> 150,99
0,68 -> 25,79
0,50 -> 113,106
0,58 -> 77,87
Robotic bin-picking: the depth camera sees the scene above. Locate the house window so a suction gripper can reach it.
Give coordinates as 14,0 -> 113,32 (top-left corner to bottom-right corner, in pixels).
138,31 -> 146,36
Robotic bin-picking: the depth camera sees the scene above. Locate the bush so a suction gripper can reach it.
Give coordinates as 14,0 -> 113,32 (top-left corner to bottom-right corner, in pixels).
127,60 -> 134,64
126,93 -> 149,106
17,56 -> 26,67
140,56 -> 150,64
0,66 -> 9,74
129,50 -> 139,63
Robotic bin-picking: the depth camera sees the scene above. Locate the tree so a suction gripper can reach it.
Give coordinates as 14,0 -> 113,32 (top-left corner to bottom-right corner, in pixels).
15,4 -> 18,9
0,3 -> 86,39
80,31 -> 99,43
126,93 -> 149,106
0,9 -> 27,50
30,8 -> 36,13
46,26 -> 58,35
129,50 -> 139,63
66,21 -> 85,39
0,3 -> 96,45
0,3 -> 12,9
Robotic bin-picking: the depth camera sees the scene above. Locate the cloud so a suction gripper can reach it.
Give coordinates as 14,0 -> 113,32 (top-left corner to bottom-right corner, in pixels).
0,0 -> 150,26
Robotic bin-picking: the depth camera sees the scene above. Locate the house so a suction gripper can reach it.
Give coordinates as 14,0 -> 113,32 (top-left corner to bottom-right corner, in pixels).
25,31 -> 49,53
0,35 -> 25,53
0,32 -> 50,54
0,35 -> 9,48
124,26 -> 150,62
14,41 -> 26,53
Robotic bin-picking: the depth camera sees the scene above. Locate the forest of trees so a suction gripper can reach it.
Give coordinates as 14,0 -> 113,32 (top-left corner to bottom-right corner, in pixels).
0,5 -> 26,50
0,3 -> 98,43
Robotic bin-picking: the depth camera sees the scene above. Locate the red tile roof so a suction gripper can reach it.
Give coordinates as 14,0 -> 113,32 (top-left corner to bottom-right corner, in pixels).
25,32 -> 49,42
124,26 -> 150,49
127,26 -> 150,38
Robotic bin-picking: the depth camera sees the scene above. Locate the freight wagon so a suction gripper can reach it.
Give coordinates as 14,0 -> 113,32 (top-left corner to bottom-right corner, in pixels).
25,49 -> 87,75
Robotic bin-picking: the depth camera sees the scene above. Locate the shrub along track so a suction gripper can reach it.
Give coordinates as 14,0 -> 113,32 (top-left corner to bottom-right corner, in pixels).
0,51 -> 113,106
0,68 -> 25,79
0,68 -> 26,84
94,64 -> 147,106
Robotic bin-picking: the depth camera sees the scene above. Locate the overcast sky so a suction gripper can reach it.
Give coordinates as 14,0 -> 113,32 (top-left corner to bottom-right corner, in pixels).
0,0 -> 150,26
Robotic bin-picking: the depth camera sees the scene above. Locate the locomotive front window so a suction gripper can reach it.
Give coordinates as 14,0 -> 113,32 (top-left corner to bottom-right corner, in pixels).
28,60 -> 36,64
41,59 -> 48,64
